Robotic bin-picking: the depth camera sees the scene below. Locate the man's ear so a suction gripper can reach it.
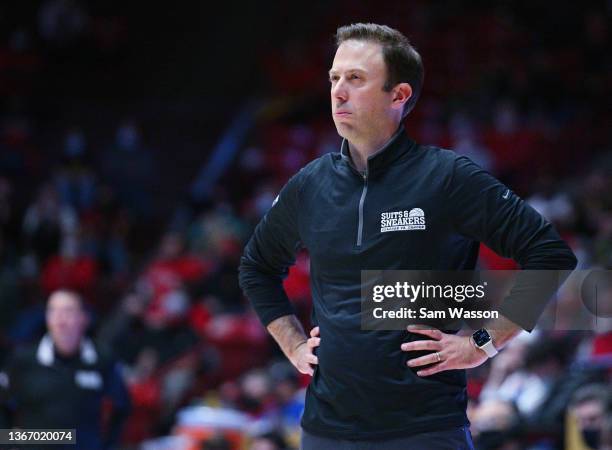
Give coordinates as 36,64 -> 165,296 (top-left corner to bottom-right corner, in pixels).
392,83 -> 412,112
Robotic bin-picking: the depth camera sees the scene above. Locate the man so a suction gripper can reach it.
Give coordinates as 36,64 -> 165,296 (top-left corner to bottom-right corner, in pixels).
239,23 -> 577,449
0,290 -> 131,450
567,384 -> 611,450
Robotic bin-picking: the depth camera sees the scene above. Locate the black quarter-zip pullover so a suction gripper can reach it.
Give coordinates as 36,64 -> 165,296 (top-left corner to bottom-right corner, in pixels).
239,126 -> 577,440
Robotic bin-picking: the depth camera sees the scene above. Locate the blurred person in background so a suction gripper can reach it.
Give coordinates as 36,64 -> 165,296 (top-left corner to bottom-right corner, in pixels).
22,182 -> 78,273
566,383 -> 611,450
601,414 -> 612,450
0,289 -> 130,450
236,368 -> 273,417
54,127 -> 97,213
268,361 -> 304,428
99,120 -> 158,219
121,346 -> 162,445
141,232 -> 208,322
470,399 -> 521,450
481,336 -> 574,419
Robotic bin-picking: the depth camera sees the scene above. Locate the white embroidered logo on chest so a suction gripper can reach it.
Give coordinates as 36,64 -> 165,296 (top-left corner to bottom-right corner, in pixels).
75,370 -> 103,390
380,208 -> 426,232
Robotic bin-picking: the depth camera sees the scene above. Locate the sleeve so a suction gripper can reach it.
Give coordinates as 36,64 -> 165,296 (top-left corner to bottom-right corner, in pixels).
0,354 -> 18,428
238,170 -> 304,327
446,156 -> 577,330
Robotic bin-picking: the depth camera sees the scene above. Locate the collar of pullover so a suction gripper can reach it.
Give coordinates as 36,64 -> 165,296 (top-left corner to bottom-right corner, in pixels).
340,125 -> 416,176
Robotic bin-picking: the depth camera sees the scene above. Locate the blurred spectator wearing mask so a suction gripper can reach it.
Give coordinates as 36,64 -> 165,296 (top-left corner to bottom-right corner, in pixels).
470,399 -> 521,450
99,120 -> 158,219
22,182 -> 78,272
37,0 -> 89,47
54,127 -> 97,213
566,384 -> 611,450
0,289 -> 131,450
140,231 -> 211,329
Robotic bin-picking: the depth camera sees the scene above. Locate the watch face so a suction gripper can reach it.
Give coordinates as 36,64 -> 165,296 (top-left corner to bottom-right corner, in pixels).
473,329 -> 492,347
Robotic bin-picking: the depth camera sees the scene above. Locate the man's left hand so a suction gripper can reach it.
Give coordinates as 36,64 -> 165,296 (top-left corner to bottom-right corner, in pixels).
401,324 -> 489,376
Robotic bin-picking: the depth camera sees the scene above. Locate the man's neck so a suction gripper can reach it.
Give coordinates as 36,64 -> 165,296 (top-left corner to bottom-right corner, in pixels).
347,124 -> 401,172
54,344 -> 79,359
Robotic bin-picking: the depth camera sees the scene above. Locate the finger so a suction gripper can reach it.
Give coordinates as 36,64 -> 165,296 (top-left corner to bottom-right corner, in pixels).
297,361 -> 313,375
407,325 -> 443,340
307,354 -> 319,365
401,340 -> 441,352
417,362 -> 448,377
407,352 -> 442,368
307,337 -> 321,348
310,326 -> 320,337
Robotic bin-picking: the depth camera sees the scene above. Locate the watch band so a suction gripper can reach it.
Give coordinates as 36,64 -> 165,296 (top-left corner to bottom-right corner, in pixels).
479,339 -> 498,358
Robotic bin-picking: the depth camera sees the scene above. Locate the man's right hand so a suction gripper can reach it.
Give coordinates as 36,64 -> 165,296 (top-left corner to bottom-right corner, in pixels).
289,326 -> 320,376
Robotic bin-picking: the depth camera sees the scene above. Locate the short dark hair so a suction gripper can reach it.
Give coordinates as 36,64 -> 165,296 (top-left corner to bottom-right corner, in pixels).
335,23 -> 424,117
570,383 -> 610,409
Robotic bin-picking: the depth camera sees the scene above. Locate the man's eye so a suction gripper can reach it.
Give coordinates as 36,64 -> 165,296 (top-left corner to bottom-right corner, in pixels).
349,74 -> 359,80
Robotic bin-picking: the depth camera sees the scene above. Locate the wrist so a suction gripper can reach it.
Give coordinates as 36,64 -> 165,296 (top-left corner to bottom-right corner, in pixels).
289,339 -> 307,361
469,336 -> 482,353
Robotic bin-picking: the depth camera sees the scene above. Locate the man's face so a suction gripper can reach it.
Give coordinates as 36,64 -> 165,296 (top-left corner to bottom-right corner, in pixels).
329,40 -> 397,141
46,292 -> 87,355
573,400 -> 605,430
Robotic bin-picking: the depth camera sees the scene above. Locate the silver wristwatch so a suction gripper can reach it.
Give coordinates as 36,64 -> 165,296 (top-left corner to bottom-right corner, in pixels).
472,328 -> 498,358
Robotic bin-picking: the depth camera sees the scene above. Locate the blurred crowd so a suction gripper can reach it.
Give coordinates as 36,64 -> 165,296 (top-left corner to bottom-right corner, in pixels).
1,0 -> 611,449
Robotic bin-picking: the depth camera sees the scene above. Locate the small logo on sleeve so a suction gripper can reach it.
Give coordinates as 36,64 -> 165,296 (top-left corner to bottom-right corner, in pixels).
381,208 -> 426,232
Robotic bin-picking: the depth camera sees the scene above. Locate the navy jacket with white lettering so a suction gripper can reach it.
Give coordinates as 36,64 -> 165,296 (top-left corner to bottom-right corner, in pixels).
0,336 -> 131,450
238,126 -> 577,440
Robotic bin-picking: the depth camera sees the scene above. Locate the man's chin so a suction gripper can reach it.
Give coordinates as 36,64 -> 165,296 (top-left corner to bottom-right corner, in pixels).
333,121 -> 354,138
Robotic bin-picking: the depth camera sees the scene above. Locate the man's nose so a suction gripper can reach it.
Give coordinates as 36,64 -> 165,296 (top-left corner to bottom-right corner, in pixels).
332,78 -> 348,102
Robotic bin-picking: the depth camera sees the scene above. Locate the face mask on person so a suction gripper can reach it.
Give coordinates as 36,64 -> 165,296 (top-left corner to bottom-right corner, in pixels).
116,125 -> 140,151
582,427 -> 601,449
65,132 -> 85,157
